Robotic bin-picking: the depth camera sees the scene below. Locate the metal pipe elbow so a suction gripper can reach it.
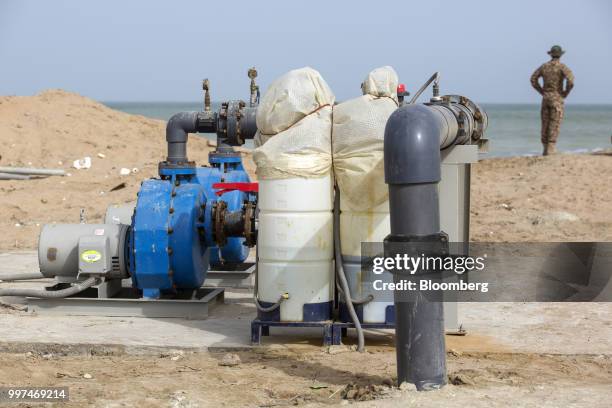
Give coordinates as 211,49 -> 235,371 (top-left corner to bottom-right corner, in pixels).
384,104 -> 442,185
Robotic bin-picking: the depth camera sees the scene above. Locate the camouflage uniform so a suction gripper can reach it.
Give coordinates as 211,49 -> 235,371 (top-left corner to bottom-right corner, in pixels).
530,58 -> 574,155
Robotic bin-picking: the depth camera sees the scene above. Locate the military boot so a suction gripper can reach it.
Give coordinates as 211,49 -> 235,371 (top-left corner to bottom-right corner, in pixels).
547,143 -> 557,155
542,143 -> 549,156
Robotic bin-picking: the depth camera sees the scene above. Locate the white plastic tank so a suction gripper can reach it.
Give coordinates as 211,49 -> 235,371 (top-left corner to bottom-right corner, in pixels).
253,67 -> 335,322
339,200 -> 393,323
332,66 -> 399,323
257,177 -> 334,321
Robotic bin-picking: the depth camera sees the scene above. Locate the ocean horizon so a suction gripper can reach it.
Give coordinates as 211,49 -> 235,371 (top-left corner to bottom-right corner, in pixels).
104,101 -> 612,158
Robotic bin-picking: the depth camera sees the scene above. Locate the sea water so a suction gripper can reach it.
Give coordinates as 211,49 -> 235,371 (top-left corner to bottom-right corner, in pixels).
483,104 -> 612,157
105,102 -> 612,157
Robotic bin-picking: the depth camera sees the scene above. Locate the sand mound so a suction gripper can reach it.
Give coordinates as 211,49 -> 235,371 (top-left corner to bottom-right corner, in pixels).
1,89 -> 167,168
0,90 -> 254,249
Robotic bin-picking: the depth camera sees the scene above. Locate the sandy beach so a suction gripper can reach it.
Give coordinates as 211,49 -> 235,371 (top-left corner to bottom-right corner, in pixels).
0,90 -> 609,250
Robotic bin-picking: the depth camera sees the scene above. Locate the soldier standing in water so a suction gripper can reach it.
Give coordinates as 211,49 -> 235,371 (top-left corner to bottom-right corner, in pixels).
530,45 -> 575,155
531,45 -> 574,156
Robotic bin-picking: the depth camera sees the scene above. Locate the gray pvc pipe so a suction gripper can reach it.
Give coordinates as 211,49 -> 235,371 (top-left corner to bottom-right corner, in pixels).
166,112 -> 199,164
0,272 -> 45,282
0,277 -> 99,298
384,104 -> 447,391
333,188 -> 365,352
0,173 -> 31,180
0,167 -> 65,176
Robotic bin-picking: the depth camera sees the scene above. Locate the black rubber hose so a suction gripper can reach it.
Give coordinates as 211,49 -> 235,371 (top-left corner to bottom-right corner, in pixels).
254,295 -> 287,313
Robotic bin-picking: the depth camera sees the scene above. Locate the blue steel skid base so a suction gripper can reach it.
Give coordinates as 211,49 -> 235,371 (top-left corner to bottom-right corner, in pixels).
251,305 -> 396,346
250,320 -> 398,346
250,319 -> 466,346
251,320 -> 340,346
251,303 -> 466,346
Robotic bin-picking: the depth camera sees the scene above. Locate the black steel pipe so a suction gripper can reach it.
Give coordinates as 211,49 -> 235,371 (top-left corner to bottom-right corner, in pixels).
222,210 -> 245,237
384,104 -> 447,391
240,106 -> 258,139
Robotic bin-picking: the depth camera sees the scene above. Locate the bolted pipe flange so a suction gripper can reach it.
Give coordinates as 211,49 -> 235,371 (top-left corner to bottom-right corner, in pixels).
212,201 -> 228,247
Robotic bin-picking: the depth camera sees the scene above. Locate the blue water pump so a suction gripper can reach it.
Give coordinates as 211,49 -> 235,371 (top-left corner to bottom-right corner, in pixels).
130,72 -> 260,298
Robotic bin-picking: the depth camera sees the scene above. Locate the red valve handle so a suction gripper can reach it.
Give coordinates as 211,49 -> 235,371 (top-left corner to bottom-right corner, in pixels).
212,182 -> 259,196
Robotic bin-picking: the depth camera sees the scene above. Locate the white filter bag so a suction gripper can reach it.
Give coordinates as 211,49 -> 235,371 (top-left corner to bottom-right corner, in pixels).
332,66 -> 399,211
253,67 -> 335,179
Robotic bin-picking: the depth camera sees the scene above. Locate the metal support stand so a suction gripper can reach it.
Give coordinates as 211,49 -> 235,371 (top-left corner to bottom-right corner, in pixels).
27,285 -> 225,320
206,262 -> 255,289
250,317 -> 466,347
251,320 -> 338,346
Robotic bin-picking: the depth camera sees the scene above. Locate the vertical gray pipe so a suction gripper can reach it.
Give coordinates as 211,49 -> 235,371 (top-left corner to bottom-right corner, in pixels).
384,104 -> 447,391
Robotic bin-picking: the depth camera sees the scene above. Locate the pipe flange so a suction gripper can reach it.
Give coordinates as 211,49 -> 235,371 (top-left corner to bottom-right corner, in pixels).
441,95 -> 488,141
158,161 -> 196,173
383,232 -> 449,277
243,201 -> 257,247
217,100 -> 245,146
212,201 -> 228,247
196,111 -> 217,133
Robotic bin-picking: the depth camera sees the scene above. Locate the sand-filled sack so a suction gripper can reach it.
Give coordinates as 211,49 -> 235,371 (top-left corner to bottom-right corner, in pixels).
332,66 -> 399,211
253,67 -> 335,179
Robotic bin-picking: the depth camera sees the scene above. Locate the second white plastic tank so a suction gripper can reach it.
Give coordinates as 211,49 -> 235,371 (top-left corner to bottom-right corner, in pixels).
333,66 -> 400,324
340,199 -> 393,323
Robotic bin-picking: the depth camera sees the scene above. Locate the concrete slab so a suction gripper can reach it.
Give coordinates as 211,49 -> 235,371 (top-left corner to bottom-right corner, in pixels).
459,301 -> 612,355
0,295 -> 255,352
1,251 -> 611,356
0,251 -> 39,276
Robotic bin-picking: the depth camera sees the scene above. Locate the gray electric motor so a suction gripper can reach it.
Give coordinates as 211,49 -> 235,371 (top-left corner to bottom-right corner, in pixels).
104,203 -> 136,225
38,223 -> 129,283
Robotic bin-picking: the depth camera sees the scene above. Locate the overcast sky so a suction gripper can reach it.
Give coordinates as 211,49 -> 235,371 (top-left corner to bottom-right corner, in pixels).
1,0 -> 611,103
